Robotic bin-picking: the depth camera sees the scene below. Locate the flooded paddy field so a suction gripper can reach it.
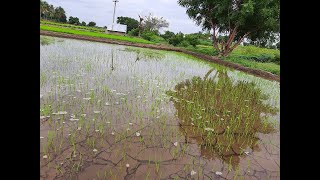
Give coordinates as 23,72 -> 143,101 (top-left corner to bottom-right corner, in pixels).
40,36 -> 280,180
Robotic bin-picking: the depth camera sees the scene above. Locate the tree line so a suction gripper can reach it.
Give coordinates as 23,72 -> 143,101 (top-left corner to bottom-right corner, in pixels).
40,0 -> 279,56
40,0 -> 97,27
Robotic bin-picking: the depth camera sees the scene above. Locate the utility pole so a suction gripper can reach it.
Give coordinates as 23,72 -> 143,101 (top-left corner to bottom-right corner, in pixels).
112,0 -> 119,31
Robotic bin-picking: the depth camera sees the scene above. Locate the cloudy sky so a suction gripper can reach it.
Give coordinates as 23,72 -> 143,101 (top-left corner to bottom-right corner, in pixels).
45,0 -> 204,34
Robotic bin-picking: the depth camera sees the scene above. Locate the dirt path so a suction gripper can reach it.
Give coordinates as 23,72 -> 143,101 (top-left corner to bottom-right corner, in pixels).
40,30 -> 280,82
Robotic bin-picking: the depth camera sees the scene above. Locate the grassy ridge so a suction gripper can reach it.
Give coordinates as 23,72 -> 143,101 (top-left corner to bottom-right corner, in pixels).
40,22 -> 279,76
40,25 -> 155,44
41,20 -> 105,33
184,45 -> 280,75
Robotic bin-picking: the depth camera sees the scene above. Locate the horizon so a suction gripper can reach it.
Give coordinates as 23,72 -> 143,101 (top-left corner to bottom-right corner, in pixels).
44,0 -> 204,34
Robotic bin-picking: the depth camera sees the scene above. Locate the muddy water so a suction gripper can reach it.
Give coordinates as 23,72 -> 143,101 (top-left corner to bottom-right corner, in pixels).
40,36 -> 280,180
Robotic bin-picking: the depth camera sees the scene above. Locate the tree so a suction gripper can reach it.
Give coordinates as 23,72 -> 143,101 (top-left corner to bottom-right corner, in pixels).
248,32 -> 279,49
185,34 -> 200,47
117,16 -> 139,33
68,16 -> 80,25
138,15 -> 144,37
88,21 -> 96,27
168,32 -> 184,46
54,6 -> 67,23
178,0 -> 280,57
161,31 -> 175,40
81,21 -> 87,26
143,13 -> 169,32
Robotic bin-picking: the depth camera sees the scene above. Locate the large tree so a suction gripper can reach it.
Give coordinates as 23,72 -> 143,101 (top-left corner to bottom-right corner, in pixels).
54,6 -> 67,23
178,0 -> 280,57
143,13 -> 169,32
117,16 -> 139,33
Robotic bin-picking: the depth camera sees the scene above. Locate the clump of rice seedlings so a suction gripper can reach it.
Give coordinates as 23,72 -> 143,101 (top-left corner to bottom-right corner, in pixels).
40,36 -> 55,46
167,69 -> 279,166
123,47 -> 165,61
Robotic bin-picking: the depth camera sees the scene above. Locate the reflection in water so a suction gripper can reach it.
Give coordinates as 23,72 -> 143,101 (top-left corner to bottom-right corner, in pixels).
111,48 -> 115,71
167,69 -> 278,167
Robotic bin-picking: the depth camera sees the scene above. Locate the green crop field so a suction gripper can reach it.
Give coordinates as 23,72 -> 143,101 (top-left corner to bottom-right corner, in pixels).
40,25 -> 155,44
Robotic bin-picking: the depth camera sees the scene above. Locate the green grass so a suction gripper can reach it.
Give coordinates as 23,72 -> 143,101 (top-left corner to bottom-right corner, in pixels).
41,20 -> 105,33
223,56 -> 280,75
183,45 -> 280,75
40,21 -> 279,76
40,25 -> 155,44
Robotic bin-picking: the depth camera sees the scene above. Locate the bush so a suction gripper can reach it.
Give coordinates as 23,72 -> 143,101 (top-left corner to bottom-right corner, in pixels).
161,31 -> 175,40
185,46 -> 218,56
185,34 -> 199,47
177,40 -> 191,47
198,39 -> 212,46
168,33 -> 184,46
128,28 -> 139,36
149,35 -> 167,44
272,54 -> 280,65
141,30 -> 157,41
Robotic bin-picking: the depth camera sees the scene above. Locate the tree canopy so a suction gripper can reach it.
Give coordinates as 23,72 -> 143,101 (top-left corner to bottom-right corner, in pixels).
178,0 -> 280,57
142,13 -> 169,32
117,16 -> 139,33
88,21 -> 96,27
40,0 -> 67,23
68,16 -> 80,25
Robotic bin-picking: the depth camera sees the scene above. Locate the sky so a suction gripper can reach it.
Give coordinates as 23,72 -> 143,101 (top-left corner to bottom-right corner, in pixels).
45,0 -> 204,34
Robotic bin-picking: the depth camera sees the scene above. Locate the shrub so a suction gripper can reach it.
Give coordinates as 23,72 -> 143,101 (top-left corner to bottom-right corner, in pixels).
128,28 -> 139,36
141,30 -> 157,41
185,34 -> 199,47
168,33 -> 184,46
177,40 -> 191,47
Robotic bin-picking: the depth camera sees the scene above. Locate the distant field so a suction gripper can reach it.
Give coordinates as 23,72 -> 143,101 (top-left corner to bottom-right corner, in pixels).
40,25 -> 155,44
40,20 -> 105,33
40,21 -> 279,76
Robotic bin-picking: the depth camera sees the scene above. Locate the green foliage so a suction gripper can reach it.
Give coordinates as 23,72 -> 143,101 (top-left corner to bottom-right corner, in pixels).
198,39 -> 212,46
168,32 -> 184,46
185,45 -> 218,56
40,25 -> 155,44
161,31 -> 175,40
223,56 -> 280,75
81,21 -> 86,26
184,34 -> 200,47
117,16 -> 139,33
88,22 -> 96,27
140,30 -> 167,44
140,31 -> 155,41
178,0 -> 280,56
41,20 -> 104,33
128,28 -> 139,36
177,40 -> 191,48
68,16 -> 80,25
40,0 -> 67,23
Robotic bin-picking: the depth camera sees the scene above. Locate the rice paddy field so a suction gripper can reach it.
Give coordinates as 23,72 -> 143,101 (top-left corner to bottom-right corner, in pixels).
40,36 -> 280,180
